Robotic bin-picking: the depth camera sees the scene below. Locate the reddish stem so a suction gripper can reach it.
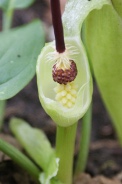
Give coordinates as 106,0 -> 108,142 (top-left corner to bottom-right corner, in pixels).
50,0 -> 65,53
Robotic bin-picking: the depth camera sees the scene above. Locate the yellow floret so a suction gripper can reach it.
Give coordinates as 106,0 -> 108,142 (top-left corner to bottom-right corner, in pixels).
54,82 -> 77,108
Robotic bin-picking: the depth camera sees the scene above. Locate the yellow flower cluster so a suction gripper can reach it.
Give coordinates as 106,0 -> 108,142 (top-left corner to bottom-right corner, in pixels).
54,82 -> 77,108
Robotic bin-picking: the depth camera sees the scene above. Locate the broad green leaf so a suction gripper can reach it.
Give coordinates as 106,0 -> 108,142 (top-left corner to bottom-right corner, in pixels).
84,5 -> 122,142
0,20 -> 45,100
10,118 -> 55,172
14,0 -> 35,9
10,118 -> 60,184
0,0 -> 35,11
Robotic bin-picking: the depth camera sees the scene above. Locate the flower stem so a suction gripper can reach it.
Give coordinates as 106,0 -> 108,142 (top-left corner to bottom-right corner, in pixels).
1,1 -> 14,130
2,0 -> 15,31
0,100 -> 6,131
56,123 -> 77,184
50,0 -> 65,53
75,103 -> 92,175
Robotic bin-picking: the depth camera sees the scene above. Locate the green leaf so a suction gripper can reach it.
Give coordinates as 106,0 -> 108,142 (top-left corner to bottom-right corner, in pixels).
84,5 -> 122,142
39,157 -> 60,184
0,20 -> 45,100
10,118 -> 55,172
14,0 -> 35,9
0,0 -> 35,11
10,118 -> 60,184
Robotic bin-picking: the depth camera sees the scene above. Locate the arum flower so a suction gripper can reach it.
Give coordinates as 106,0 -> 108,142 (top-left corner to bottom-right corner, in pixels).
36,37 -> 92,127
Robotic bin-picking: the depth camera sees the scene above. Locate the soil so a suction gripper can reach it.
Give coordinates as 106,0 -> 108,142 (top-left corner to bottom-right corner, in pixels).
0,0 -> 122,184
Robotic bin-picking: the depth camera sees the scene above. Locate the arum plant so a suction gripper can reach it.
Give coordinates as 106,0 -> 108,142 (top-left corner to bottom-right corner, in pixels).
36,0 -> 92,183
37,0 -> 122,182
0,0 -> 121,184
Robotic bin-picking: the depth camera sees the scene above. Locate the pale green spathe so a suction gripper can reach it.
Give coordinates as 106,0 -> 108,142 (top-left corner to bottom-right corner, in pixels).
36,0 -> 111,127
37,37 -> 92,127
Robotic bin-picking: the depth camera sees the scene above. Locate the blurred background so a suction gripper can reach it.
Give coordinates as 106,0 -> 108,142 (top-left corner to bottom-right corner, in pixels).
0,0 -> 122,180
